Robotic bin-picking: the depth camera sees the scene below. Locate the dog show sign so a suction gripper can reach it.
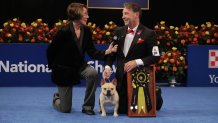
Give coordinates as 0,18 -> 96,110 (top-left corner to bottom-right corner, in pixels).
187,45 -> 218,87
127,65 -> 156,117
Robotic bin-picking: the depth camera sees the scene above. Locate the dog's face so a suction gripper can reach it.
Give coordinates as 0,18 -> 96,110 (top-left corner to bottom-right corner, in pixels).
101,79 -> 117,97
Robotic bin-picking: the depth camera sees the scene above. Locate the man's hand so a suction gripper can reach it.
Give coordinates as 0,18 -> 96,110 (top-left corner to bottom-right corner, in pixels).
105,42 -> 118,55
102,66 -> 112,80
124,60 -> 137,72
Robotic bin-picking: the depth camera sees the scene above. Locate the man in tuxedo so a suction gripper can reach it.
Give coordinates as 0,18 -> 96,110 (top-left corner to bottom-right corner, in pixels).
103,2 -> 160,114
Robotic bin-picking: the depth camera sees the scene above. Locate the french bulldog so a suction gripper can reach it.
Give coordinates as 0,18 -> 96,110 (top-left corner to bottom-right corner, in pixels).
99,79 -> 119,117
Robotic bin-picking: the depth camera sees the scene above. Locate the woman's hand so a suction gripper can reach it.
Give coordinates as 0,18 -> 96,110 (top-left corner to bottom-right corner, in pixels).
105,42 -> 118,55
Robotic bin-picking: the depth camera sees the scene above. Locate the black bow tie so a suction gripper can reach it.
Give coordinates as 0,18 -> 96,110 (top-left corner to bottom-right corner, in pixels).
127,29 -> 134,35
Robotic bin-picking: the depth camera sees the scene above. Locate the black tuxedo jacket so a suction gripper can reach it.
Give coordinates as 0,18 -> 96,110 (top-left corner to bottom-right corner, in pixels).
47,22 -> 105,86
105,24 -> 160,88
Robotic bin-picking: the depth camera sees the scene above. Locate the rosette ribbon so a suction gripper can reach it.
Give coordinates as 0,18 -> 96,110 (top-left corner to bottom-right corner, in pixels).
130,67 -> 152,114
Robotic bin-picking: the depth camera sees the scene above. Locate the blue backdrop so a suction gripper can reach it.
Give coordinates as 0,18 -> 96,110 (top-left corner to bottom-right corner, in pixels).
2,44 -> 218,87
0,43 -> 114,87
187,45 -> 218,87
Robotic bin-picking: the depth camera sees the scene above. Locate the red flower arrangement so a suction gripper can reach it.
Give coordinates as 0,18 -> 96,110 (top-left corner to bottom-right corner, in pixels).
176,22 -> 199,55
154,21 -> 179,52
27,19 -> 51,43
49,19 -> 68,43
87,22 -> 104,44
155,47 -> 187,81
0,18 -> 51,43
0,18 -> 27,43
87,21 -> 117,44
101,21 -> 117,44
198,22 -> 218,45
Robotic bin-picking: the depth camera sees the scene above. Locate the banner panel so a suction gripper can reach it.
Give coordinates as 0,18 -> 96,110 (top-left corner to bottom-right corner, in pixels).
0,44 -> 115,87
87,0 -> 149,10
187,45 -> 218,87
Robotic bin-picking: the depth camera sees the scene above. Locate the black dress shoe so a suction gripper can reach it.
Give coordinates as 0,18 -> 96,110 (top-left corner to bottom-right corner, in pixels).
82,109 -> 96,115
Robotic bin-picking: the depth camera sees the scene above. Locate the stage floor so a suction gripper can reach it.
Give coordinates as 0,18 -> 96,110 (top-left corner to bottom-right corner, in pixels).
0,87 -> 218,123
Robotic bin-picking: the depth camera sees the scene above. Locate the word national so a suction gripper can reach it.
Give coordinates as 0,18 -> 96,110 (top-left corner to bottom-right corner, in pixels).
0,60 -> 51,73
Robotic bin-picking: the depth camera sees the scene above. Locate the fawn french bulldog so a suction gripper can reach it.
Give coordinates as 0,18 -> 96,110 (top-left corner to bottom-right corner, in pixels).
99,79 -> 119,117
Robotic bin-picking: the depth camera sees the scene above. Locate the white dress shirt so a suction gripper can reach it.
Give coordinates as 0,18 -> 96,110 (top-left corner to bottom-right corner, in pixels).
123,26 -> 144,66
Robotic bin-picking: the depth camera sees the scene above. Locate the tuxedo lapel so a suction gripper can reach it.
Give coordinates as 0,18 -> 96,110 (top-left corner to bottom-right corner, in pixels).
118,26 -> 128,57
126,25 -> 144,56
119,26 -> 128,55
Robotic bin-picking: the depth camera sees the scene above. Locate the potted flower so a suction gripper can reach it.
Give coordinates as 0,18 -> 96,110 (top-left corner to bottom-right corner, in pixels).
155,47 -> 187,86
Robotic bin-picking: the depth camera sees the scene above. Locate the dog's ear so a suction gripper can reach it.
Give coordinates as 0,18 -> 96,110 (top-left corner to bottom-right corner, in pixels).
112,79 -> 117,86
101,79 -> 106,86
